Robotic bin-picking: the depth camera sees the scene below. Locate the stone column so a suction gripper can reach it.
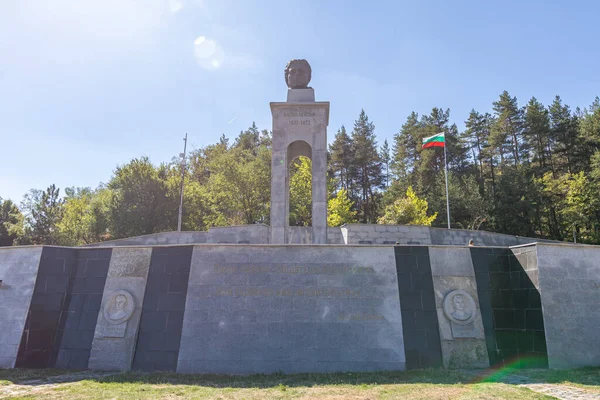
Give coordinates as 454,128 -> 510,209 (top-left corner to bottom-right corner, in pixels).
88,247 -> 152,371
270,99 -> 330,244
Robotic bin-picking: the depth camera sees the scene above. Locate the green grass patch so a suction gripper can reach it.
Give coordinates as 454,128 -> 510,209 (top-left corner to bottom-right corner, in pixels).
0,369 -> 75,384
1,368 -> 599,399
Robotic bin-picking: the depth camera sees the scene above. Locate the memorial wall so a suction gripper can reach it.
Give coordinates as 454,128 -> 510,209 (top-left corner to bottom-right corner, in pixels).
0,242 -> 599,372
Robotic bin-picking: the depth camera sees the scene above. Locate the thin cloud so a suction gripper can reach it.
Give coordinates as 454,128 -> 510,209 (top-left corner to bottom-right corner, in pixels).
169,0 -> 184,13
193,35 -> 260,71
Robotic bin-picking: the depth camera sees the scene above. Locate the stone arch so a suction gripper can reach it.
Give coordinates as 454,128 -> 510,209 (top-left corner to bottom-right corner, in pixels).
287,141 -> 313,227
287,140 -> 312,161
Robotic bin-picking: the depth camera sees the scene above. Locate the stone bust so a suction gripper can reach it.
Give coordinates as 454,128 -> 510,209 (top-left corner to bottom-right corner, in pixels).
285,59 -> 312,89
443,289 -> 476,325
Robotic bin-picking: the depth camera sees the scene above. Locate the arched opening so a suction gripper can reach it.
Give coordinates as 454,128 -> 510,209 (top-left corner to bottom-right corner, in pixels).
287,141 -> 312,226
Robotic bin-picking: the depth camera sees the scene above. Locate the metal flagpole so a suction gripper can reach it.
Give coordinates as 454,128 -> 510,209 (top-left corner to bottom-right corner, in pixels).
177,133 -> 188,232
443,133 -> 451,229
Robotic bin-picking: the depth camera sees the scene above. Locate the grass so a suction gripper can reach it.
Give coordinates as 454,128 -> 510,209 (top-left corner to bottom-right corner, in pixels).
0,369 -> 73,386
0,368 -> 598,399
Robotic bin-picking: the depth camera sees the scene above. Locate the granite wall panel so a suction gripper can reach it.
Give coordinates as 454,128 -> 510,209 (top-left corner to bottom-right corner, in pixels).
178,245 -> 405,374
394,246 -> 443,369
55,249 -> 112,369
16,247 -> 74,368
132,246 -> 193,372
471,246 -> 547,368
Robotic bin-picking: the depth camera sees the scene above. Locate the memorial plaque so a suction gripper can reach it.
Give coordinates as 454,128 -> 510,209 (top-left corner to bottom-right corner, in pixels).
99,322 -> 127,338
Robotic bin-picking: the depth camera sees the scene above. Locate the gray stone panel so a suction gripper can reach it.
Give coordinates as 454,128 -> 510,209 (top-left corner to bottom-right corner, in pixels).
429,247 -> 489,368
178,245 -> 405,374
536,243 -> 600,369
207,225 -> 270,244
0,247 -> 43,368
84,232 -> 209,247
89,247 -> 152,371
82,224 -> 552,247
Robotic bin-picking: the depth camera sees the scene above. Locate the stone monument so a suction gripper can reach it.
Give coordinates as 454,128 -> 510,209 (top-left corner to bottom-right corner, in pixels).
270,59 -> 330,244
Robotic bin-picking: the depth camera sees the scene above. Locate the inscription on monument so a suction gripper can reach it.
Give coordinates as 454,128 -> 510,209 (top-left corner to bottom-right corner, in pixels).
213,265 -> 375,275
202,264 -> 384,299
337,312 -> 386,322
101,323 -> 127,338
197,286 -> 364,298
284,111 -> 315,126
179,247 -> 406,374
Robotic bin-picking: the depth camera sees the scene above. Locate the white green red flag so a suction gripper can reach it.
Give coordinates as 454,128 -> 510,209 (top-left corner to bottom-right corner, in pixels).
422,132 -> 445,149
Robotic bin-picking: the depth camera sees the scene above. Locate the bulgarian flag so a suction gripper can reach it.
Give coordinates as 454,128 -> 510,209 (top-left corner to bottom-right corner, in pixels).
422,132 -> 445,149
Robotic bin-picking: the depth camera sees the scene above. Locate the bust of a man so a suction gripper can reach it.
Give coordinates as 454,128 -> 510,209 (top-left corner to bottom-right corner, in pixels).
451,294 -> 472,321
285,59 -> 311,89
111,294 -> 129,320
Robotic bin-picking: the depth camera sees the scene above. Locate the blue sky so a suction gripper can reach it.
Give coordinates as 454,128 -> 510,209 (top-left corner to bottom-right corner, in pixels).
1,0 -> 598,202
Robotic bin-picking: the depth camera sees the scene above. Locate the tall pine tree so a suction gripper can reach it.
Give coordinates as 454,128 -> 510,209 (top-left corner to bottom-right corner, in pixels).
350,110 -> 384,223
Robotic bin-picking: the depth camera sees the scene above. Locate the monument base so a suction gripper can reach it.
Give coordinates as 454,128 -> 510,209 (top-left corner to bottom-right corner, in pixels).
287,88 -> 315,102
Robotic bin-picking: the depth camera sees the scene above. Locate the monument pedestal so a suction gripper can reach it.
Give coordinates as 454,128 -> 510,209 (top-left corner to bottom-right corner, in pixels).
270,100 -> 330,244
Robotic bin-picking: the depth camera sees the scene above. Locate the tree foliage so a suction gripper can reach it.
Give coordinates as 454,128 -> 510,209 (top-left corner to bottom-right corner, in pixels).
0,198 -> 24,246
288,156 -> 312,226
378,187 -> 437,226
4,94 -> 600,247
327,189 -> 357,227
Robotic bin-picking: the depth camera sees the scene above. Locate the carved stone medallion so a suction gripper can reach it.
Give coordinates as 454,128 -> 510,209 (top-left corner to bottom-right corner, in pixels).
285,59 -> 312,89
443,289 -> 476,325
103,290 -> 135,325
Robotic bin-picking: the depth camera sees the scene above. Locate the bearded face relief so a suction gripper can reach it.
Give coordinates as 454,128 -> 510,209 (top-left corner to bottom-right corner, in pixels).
285,59 -> 312,89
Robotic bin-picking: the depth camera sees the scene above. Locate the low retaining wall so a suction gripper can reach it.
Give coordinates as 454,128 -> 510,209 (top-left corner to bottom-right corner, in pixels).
0,242 -> 597,372
83,225 -> 545,247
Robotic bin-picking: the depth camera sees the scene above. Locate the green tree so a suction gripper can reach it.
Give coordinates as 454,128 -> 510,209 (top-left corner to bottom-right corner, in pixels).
392,111 -> 420,182
491,91 -> 526,166
204,145 -> 271,226
578,97 -> 600,169
549,96 -> 581,174
20,184 -> 64,245
350,110 -> 384,223
327,188 -> 357,227
108,157 -> 172,238
378,186 -> 437,226
288,156 -> 312,226
463,110 -> 497,203
523,97 -> 552,174
328,125 -> 353,192
380,138 -> 391,187
57,187 -> 112,245
0,198 -> 24,246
